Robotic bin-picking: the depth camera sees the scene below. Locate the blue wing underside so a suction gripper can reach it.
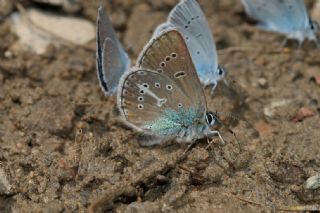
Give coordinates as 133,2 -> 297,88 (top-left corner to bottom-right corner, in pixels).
96,6 -> 130,95
242,0 -> 311,41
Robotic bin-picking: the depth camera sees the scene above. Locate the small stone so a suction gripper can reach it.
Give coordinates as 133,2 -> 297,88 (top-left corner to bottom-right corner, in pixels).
292,107 -> 315,123
0,0 -> 13,18
305,174 -> 320,190
10,9 -> 94,54
254,121 -> 272,137
4,50 -> 13,58
257,77 -> 268,88
0,167 -> 12,195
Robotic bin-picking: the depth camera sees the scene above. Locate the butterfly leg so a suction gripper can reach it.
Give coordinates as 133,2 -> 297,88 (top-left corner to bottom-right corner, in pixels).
208,130 -> 225,145
210,81 -> 217,96
182,140 -> 197,155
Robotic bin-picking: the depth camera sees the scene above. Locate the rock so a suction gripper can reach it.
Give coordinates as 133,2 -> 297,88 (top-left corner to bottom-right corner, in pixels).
0,0 -> 13,19
10,9 -> 94,54
292,107 -> 315,123
263,99 -> 292,118
0,167 -> 12,195
305,174 -> 320,190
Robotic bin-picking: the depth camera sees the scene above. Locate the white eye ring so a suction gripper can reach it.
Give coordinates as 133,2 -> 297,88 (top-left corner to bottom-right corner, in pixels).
166,84 -> 173,91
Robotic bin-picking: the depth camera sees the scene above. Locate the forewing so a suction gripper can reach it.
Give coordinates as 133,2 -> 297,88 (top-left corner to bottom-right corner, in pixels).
118,69 -> 195,131
137,29 -> 206,113
96,6 -> 130,95
167,0 -> 218,81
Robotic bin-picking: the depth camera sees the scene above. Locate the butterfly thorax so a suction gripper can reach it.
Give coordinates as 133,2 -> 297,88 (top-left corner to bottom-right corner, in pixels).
143,107 -> 210,143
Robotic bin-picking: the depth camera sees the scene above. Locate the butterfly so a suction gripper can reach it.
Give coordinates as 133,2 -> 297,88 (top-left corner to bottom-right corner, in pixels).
96,6 -> 131,96
150,0 -> 225,93
117,29 -> 224,146
241,0 -> 319,46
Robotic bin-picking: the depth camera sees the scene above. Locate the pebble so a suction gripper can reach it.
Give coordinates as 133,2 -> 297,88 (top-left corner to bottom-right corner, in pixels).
10,9 -> 94,54
0,0 -> 13,18
305,174 -> 320,190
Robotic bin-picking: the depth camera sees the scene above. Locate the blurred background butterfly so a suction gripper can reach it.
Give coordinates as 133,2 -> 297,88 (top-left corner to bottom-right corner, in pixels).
118,29 -> 224,146
241,0 -> 319,46
151,0 -> 226,93
96,6 -> 131,96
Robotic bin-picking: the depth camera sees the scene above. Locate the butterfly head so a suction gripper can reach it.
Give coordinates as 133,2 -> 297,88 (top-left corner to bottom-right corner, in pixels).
308,17 -> 320,36
216,65 -> 226,81
205,111 -> 221,127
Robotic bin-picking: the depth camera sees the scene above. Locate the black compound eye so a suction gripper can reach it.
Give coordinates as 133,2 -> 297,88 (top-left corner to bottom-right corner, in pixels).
218,66 -> 224,76
206,112 -> 214,125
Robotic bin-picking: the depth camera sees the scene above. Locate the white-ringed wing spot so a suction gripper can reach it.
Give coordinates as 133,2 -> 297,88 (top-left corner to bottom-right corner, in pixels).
155,82 -> 160,88
139,89 -> 145,94
174,71 -> 186,78
160,61 -> 166,67
138,96 -> 144,102
142,83 -> 149,88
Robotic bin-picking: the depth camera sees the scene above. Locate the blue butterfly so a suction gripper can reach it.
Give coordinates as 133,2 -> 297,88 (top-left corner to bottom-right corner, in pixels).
241,0 -> 319,46
151,0 -> 226,93
118,29 -> 224,146
96,6 -> 131,96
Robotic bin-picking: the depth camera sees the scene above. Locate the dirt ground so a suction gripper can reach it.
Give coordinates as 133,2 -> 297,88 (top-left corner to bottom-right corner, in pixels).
1,0 -> 320,212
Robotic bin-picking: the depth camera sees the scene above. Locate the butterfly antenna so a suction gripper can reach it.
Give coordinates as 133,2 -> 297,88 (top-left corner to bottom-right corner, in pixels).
214,111 -> 240,143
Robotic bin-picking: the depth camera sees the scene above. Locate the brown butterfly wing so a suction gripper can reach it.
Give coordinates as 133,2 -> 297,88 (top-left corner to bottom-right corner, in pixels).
136,29 -> 207,113
117,68 -> 193,131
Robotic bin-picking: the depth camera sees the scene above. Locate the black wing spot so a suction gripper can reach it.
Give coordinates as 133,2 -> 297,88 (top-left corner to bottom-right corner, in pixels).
174,71 -> 186,78
139,89 -> 145,94
155,83 -> 160,88
142,83 -> 149,88
157,69 -> 163,73
138,96 -> 144,102
160,62 -> 166,67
